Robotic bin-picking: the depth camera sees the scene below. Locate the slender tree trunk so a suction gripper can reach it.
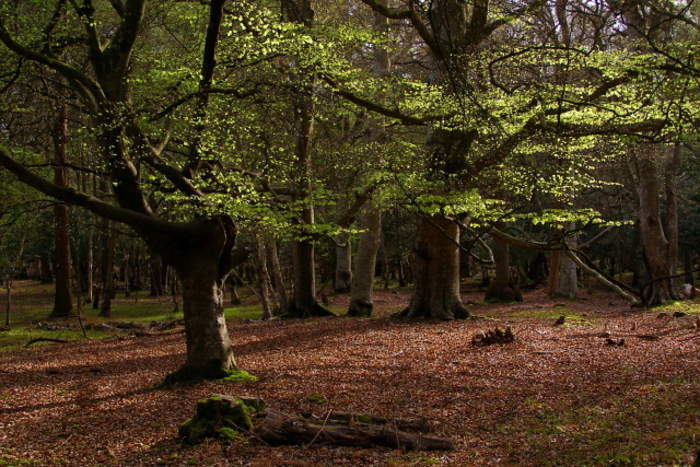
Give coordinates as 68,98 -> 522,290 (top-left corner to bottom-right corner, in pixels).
150,253 -> 164,296
256,235 -> 273,320
401,216 -> 468,320
123,249 -> 131,298
266,237 -> 288,312
85,224 -> 94,303
99,219 -> 114,317
348,206 -> 382,316
50,104 -> 73,317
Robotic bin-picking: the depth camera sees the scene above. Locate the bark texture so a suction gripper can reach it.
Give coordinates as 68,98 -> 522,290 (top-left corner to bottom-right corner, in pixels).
348,206 -> 382,317
485,235 -> 522,302
401,216 -> 468,320
50,104 -> 73,317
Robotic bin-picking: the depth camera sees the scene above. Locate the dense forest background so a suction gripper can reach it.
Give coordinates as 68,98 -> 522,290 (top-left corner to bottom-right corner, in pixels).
0,0 -> 699,464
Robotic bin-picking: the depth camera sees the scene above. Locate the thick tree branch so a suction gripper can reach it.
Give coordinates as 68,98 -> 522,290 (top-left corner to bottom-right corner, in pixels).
0,145 -> 184,236
324,78 -> 441,125
0,22 -> 105,105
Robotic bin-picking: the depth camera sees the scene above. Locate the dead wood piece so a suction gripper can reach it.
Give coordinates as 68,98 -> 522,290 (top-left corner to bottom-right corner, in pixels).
471,327 -> 514,347
256,409 -> 453,451
605,338 -> 625,346
301,411 -> 431,433
179,396 -> 453,450
25,337 -> 69,347
148,318 -> 185,330
635,334 -> 660,341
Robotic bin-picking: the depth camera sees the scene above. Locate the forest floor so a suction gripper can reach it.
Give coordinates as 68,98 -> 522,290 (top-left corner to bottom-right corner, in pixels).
2,281 -> 700,466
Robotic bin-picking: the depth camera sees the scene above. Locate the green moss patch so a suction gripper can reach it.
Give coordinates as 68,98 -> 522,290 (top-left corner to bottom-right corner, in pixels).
221,369 -> 258,383
507,307 -> 593,325
179,395 -> 258,445
305,393 -> 327,405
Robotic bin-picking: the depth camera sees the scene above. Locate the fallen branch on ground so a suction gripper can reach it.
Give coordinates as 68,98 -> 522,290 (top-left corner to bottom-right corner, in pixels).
25,337 -> 69,347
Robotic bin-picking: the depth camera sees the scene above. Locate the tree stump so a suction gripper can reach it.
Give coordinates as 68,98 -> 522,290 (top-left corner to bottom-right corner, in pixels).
179,395 -> 454,450
471,327 -> 515,346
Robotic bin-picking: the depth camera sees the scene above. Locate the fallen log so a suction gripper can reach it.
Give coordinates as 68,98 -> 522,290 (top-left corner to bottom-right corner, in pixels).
25,337 -> 69,347
257,408 -> 453,450
300,411 -> 431,433
179,395 -> 454,451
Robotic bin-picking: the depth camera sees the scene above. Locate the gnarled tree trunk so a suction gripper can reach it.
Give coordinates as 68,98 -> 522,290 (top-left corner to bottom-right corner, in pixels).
401,216 -> 468,320
160,218 -> 238,383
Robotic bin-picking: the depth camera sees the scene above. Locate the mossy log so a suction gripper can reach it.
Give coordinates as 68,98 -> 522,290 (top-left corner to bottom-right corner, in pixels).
256,408 -> 453,450
179,395 -> 454,451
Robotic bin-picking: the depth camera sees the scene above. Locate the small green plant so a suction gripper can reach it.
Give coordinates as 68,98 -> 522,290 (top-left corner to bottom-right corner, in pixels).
306,393 -> 327,405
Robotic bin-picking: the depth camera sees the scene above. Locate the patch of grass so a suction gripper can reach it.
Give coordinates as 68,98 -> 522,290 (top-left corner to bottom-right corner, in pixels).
502,380 -> 700,465
0,448 -> 40,466
224,306 -> 261,321
305,393 -> 327,405
655,301 -> 700,314
0,326 -> 113,353
507,307 -> 593,325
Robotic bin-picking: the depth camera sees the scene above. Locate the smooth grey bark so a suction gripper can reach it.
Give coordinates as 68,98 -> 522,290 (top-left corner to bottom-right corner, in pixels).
555,224 -> 578,298
348,206 -> 382,316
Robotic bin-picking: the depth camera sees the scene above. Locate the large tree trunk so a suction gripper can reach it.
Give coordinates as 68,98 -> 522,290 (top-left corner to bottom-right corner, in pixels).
485,234 -> 522,302
160,218 -> 239,384
663,144 -> 680,291
348,206 -> 382,317
50,104 -> 73,317
334,233 -> 352,293
401,216 -> 468,320
553,224 -> 578,298
637,145 -> 675,305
